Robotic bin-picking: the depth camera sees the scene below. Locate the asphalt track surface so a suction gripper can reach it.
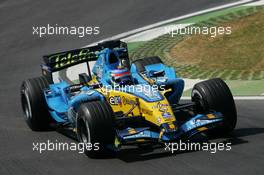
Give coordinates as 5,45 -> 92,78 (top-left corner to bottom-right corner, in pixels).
0,0 -> 264,175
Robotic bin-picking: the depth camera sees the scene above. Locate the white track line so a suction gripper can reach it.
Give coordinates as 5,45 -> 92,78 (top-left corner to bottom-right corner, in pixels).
244,0 -> 264,5
85,0 -> 255,47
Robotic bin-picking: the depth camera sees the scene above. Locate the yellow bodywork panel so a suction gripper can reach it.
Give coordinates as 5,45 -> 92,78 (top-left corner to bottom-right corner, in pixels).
88,75 -> 176,126
97,88 -> 176,126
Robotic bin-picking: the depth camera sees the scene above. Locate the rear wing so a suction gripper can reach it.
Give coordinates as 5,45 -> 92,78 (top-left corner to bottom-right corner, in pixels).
42,40 -> 127,72
41,40 -> 128,81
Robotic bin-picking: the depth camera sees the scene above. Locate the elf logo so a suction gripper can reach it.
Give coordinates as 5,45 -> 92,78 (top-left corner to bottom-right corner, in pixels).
109,96 -> 121,105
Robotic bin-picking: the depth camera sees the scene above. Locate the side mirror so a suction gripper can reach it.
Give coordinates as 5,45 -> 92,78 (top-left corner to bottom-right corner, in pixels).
148,70 -> 165,77
79,73 -> 91,84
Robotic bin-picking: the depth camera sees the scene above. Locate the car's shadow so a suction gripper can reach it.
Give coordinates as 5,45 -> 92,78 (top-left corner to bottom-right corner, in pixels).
114,127 -> 264,163
55,126 -> 264,162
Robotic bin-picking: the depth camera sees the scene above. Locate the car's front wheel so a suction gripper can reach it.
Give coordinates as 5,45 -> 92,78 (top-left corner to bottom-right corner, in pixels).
192,78 -> 237,134
76,101 -> 115,158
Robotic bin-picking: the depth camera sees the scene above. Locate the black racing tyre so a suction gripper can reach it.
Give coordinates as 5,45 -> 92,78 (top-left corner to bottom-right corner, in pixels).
132,56 -> 163,73
76,101 -> 115,158
20,76 -> 53,131
191,78 -> 237,134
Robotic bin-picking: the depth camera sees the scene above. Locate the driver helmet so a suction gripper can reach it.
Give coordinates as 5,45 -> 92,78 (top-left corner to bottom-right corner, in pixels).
110,66 -> 132,86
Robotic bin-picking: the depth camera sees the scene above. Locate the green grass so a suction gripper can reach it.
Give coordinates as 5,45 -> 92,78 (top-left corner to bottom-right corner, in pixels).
127,41 -> 146,52
128,5 -> 264,96
226,80 -> 264,96
171,8 -> 264,72
182,80 -> 264,97
182,89 -> 192,97
129,6 -> 264,81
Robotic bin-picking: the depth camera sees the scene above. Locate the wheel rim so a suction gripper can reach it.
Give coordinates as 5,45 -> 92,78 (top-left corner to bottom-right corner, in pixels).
192,89 -> 206,112
21,88 -> 32,120
78,119 -> 91,144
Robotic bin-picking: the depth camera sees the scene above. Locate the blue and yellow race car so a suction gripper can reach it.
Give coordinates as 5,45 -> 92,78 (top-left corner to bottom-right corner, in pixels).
20,40 -> 237,157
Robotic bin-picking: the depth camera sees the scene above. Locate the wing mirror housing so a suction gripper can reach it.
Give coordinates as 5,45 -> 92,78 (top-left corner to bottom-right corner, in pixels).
79,73 -> 91,84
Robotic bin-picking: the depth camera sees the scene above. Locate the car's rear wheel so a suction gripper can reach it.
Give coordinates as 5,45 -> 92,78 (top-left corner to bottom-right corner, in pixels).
191,78 -> 237,134
20,76 -> 53,131
76,101 -> 115,158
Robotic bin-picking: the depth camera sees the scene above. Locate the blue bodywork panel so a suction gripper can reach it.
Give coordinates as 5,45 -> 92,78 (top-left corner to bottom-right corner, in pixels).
44,82 -> 104,123
131,63 -> 184,104
117,112 -> 223,143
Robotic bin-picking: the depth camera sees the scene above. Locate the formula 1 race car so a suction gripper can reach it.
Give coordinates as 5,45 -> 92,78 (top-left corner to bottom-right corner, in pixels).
20,40 -> 237,157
